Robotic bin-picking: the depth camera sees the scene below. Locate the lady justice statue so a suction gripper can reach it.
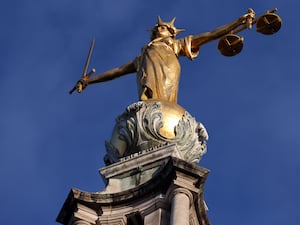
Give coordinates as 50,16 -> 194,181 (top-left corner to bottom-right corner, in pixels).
70,9 -> 281,165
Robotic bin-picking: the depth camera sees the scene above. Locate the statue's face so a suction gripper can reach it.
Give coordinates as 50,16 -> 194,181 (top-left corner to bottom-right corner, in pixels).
155,25 -> 172,38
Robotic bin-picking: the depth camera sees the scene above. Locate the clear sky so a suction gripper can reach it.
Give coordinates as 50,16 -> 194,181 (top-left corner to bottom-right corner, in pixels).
1,1 -> 299,225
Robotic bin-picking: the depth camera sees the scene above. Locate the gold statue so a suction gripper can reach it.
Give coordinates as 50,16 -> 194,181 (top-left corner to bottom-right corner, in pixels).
69,8 -> 281,163
71,8 -> 281,104
70,9 -> 281,103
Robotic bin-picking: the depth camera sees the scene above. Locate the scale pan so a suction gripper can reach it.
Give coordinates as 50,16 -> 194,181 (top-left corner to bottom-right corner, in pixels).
256,13 -> 282,35
218,34 -> 244,57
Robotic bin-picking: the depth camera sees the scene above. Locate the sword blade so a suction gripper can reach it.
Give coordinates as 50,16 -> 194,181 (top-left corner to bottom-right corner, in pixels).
82,38 -> 95,77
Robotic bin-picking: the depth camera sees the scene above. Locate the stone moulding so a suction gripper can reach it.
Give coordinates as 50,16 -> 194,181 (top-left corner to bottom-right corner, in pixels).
56,153 -> 210,225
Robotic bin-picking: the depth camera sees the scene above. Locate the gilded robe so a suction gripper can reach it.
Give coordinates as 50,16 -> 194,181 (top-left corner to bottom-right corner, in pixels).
134,36 -> 199,103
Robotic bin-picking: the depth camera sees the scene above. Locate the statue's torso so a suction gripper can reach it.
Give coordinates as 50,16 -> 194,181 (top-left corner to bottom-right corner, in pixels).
135,38 -> 181,103
134,36 -> 199,103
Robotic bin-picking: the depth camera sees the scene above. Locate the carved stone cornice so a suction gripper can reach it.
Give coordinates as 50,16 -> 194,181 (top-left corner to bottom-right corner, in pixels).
57,146 -> 210,225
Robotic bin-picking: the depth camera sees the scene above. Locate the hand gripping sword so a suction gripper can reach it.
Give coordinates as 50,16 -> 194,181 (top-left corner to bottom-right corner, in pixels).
69,38 -> 96,94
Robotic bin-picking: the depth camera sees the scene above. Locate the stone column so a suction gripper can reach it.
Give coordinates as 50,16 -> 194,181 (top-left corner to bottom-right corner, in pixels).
169,188 -> 193,225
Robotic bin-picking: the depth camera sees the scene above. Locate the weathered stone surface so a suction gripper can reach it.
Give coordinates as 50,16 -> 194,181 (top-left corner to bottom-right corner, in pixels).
104,100 -> 208,165
56,145 -> 210,225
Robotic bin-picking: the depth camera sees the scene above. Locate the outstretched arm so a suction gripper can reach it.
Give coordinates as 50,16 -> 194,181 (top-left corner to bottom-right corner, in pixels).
77,60 -> 136,93
191,9 -> 255,49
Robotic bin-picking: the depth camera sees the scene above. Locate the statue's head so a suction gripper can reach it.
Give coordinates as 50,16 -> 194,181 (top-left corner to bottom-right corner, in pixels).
150,16 -> 184,40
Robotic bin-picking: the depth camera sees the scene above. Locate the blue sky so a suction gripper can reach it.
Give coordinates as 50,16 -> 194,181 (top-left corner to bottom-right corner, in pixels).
1,1 -> 299,224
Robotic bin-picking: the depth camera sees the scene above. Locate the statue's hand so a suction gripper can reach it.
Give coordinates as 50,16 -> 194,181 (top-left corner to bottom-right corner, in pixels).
76,77 -> 88,93
240,8 -> 255,29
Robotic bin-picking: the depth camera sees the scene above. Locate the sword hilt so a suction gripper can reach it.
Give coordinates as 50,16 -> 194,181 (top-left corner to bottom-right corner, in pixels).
69,68 -> 96,94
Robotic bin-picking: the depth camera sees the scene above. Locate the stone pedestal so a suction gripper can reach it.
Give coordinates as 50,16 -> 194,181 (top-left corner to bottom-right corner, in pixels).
56,144 -> 210,225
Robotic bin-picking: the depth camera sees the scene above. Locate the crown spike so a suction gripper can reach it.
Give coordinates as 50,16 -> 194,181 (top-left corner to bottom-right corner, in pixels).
170,17 -> 176,26
175,28 -> 185,34
157,16 -> 164,26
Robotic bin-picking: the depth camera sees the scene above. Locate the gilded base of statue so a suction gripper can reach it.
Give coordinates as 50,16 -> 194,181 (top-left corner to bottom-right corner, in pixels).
104,100 -> 208,165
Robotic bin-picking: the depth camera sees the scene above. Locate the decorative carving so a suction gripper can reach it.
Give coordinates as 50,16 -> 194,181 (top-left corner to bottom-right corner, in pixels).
104,101 -> 208,165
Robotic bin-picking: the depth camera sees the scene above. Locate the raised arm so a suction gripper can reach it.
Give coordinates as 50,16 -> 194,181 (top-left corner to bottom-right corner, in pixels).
191,9 -> 255,49
77,60 -> 136,93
